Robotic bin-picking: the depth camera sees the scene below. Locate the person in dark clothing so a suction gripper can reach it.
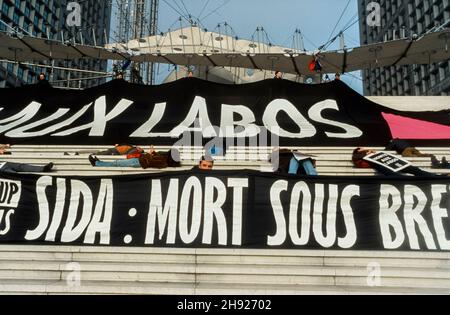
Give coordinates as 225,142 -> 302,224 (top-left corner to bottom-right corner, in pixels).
431,156 -> 450,169
385,138 -> 435,158
89,148 -> 181,169
37,73 -> 51,86
274,71 -> 283,79
192,156 -> 214,171
0,161 -> 54,173
352,147 -> 446,177
93,144 -> 145,157
0,146 -> 53,173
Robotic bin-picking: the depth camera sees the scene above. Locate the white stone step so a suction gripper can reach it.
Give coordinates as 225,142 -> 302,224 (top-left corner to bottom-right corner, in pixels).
0,246 -> 449,294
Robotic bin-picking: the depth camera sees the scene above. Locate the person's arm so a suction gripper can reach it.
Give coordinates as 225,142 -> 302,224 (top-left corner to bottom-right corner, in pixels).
148,145 -> 156,155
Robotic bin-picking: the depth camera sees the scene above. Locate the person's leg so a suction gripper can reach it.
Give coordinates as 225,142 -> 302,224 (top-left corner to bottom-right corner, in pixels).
95,148 -> 120,156
288,157 -> 300,175
95,158 -> 141,168
401,166 -> 439,177
372,164 -> 403,177
2,162 -> 46,173
402,148 -> 433,158
401,148 -> 416,157
301,160 -> 318,176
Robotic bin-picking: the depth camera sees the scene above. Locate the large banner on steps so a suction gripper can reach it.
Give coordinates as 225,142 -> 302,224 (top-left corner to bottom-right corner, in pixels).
0,79 -> 449,147
0,171 -> 449,251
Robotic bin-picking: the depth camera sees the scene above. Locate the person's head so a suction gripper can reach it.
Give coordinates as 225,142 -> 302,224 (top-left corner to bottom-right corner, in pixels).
198,156 -> 214,170
274,71 -> 282,79
335,73 -> 341,80
167,149 -> 181,167
353,147 -> 373,156
187,70 -> 194,77
38,73 -> 46,81
353,147 -> 364,154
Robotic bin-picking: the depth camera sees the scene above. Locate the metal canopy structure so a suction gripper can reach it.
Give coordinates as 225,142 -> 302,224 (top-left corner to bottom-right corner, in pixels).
0,32 -> 125,62
1,27 -> 449,75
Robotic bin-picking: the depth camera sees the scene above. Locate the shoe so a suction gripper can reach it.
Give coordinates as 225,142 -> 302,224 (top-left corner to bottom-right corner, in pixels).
431,155 -> 439,166
89,155 -> 99,166
43,162 -> 54,172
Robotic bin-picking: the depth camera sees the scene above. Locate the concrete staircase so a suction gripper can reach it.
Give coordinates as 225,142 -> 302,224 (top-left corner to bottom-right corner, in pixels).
1,145 -> 449,176
0,145 -> 449,294
0,246 -> 449,295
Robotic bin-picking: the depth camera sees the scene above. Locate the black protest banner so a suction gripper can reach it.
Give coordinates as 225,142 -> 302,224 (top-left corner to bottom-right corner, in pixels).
0,79 -> 449,146
0,171 -> 449,251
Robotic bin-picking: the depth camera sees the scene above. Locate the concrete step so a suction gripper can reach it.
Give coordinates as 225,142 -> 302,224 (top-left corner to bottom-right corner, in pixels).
1,248 -> 449,269
2,259 -> 448,279
0,246 -> 449,294
1,279 -> 449,295
1,264 -> 449,289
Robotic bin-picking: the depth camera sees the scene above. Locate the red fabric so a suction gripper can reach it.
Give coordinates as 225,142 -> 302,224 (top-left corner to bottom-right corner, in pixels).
116,145 -> 134,154
354,159 -> 372,169
382,112 -> 450,139
126,152 -> 142,159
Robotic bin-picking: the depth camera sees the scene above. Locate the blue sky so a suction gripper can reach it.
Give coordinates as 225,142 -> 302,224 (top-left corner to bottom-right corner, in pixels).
116,0 -> 363,93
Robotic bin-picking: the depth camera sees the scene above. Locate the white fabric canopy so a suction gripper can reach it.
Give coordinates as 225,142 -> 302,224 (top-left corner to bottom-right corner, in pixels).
1,27 -> 449,74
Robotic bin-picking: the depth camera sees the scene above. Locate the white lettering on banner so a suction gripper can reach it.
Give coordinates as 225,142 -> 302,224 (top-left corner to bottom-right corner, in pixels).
289,181 -> 312,245
179,176 -> 203,244
203,177 -> 227,245
25,176 -> 52,241
379,185 -> 406,249
0,96 -> 364,140
338,185 -> 359,249
263,99 -> 317,138
146,179 -> 179,244
84,179 -> 114,244
146,176 -> 248,245
228,178 -> 248,246
267,180 -> 287,246
6,109 -> 70,138
268,181 -> 358,248
0,102 -> 41,134
0,179 -> 22,208
52,96 -> 133,136
313,184 -> 338,248
6,104 -> 92,138
220,104 -> 261,138
404,185 -> 437,250
170,96 -> 216,138
2,174 -> 449,250
0,209 -> 14,236
308,99 -> 363,138
431,185 -> 450,250
46,178 -> 67,242
379,184 -> 449,250
61,180 -> 93,243
130,102 -> 167,137
26,177 -> 113,244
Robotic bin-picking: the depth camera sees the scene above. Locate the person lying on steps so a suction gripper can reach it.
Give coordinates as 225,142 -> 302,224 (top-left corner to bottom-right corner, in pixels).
89,148 -> 181,169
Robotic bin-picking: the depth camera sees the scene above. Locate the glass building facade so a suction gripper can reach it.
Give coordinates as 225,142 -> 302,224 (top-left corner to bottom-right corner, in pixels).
0,0 -> 111,88
358,0 -> 450,96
